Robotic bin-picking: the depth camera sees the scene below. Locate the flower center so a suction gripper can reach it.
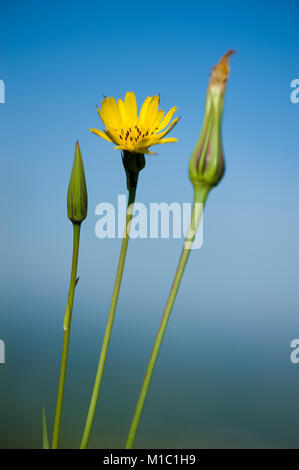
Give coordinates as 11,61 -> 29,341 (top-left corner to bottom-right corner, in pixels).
117,124 -> 157,148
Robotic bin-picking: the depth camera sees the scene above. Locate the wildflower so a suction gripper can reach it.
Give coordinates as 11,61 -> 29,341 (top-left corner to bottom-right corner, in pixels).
90,91 -> 179,155
81,92 -> 179,448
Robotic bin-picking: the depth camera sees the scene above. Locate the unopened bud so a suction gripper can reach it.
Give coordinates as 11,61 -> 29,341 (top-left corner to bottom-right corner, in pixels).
189,50 -> 235,188
67,141 -> 88,224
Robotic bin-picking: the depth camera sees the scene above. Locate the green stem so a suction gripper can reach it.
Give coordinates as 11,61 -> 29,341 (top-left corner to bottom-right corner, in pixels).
125,184 -> 211,449
80,186 -> 137,449
52,222 -> 81,449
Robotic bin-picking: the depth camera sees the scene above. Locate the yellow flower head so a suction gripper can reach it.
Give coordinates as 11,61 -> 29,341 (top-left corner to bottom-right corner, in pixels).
90,91 -> 180,155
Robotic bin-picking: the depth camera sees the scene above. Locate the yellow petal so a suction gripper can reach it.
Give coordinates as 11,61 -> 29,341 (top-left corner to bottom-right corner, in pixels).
106,96 -> 121,123
117,98 -> 127,124
90,128 -> 113,142
157,106 -> 177,132
152,109 -> 164,129
145,95 -> 160,125
124,91 -> 138,120
105,128 -> 121,143
97,106 -> 105,124
114,144 -> 157,155
114,145 -> 126,150
152,137 -> 178,145
139,96 -> 152,124
101,98 -> 116,126
100,96 -> 121,128
137,147 -> 157,155
97,106 -> 113,131
155,116 -> 180,140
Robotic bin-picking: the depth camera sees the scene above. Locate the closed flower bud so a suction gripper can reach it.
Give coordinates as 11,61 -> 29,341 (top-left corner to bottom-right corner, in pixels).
189,50 -> 235,188
67,141 -> 88,224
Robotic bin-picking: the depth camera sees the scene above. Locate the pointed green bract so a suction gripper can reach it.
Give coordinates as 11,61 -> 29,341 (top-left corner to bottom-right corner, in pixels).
67,141 -> 88,224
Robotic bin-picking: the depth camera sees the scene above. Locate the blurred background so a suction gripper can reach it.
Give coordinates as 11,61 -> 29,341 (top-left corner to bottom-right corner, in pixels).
0,0 -> 298,449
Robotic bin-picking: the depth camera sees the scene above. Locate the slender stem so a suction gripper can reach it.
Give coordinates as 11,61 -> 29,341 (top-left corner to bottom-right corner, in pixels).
125,184 -> 211,449
52,223 -> 81,449
80,186 -> 137,449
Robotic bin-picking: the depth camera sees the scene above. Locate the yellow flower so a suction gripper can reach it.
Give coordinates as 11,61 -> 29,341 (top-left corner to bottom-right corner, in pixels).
90,91 -> 180,155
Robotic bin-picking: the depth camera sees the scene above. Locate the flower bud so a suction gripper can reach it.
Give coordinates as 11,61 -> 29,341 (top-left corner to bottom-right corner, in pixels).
67,141 -> 88,224
189,50 -> 235,188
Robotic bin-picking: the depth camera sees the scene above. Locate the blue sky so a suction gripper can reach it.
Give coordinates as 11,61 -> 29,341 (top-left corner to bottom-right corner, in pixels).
0,0 -> 298,448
